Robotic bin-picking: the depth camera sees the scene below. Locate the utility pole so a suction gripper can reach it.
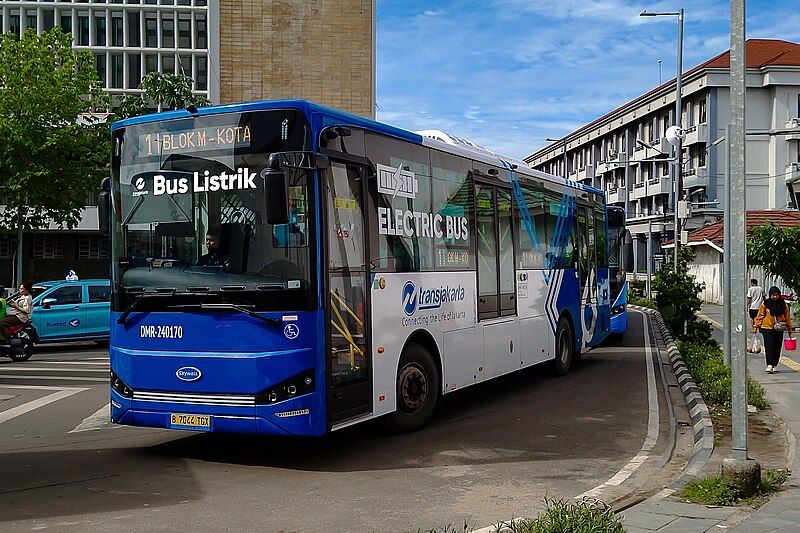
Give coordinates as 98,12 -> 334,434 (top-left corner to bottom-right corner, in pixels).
721,0 -> 761,496
723,124 -> 732,367
673,9 -> 685,268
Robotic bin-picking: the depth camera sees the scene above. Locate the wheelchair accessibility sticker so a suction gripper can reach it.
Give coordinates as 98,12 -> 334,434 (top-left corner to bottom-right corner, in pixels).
283,323 -> 300,340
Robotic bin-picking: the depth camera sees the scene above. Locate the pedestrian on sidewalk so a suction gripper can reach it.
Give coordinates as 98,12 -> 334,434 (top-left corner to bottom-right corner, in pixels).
753,286 -> 794,373
747,278 -> 765,325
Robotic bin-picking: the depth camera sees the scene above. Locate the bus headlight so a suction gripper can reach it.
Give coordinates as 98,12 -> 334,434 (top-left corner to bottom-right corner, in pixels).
611,304 -> 626,316
255,371 -> 315,405
110,370 -> 133,398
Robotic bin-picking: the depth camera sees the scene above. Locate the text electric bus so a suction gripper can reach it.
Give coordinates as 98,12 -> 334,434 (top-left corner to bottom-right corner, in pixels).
101,99 -> 628,435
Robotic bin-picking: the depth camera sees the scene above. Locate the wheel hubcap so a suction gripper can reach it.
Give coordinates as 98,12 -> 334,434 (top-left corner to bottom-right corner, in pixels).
399,365 -> 428,414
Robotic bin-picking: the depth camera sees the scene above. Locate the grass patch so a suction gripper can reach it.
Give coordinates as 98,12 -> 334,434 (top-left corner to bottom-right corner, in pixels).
677,468 -> 791,506
629,294 -> 657,309
678,341 -> 769,410
496,498 -> 625,533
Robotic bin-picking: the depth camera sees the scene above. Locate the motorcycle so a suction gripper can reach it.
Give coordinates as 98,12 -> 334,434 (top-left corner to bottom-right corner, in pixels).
0,320 -> 38,362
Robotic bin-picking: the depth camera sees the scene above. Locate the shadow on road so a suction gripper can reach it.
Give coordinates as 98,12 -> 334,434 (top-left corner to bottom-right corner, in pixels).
0,314 -> 647,522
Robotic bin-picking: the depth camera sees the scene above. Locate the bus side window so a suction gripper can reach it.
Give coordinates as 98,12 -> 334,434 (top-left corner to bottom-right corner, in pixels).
514,184 -> 546,269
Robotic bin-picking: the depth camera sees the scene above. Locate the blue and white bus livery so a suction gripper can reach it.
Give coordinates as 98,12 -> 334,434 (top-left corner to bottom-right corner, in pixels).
100,99 -> 627,436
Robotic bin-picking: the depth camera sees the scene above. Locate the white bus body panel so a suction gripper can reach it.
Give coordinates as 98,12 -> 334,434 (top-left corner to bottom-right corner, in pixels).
369,270 -> 558,419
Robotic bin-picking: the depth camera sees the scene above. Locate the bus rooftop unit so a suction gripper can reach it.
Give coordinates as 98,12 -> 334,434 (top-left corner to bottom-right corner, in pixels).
102,99 -> 628,436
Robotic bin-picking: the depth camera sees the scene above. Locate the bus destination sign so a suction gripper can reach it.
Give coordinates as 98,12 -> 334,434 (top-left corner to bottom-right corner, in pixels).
139,125 -> 252,157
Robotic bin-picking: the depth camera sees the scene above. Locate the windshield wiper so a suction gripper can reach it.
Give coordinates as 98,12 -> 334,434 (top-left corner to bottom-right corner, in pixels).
117,292 -> 175,326
168,302 -> 282,327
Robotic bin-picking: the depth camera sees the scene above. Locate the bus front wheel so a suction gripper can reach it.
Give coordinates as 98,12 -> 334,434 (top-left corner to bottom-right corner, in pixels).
553,316 -> 575,376
385,344 -> 439,433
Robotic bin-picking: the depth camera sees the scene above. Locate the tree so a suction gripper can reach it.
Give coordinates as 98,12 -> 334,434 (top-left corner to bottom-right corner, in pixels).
0,28 -> 111,232
652,246 -> 713,343
116,72 -> 210,119
748,222 -> 800,297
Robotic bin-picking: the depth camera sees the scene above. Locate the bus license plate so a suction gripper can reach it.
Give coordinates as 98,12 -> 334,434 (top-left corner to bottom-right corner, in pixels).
169,413 -> 212,431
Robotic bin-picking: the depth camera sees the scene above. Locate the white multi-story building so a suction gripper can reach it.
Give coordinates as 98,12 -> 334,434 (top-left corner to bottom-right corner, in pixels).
525,39 -> 800,274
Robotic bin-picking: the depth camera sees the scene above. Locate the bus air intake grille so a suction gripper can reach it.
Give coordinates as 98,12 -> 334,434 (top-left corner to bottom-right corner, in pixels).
133,391 -> 256,407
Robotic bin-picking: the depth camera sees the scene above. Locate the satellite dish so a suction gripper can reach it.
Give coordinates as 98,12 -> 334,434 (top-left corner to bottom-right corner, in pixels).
665,125 -> 685,146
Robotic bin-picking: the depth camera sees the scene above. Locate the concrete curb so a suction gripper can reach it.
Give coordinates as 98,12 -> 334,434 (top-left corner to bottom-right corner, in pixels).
629,305 -> 714,488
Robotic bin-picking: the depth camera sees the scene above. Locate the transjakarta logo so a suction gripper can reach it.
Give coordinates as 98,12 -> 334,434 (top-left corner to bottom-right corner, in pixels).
402,280 -> 466,316
143,168 -> 258,196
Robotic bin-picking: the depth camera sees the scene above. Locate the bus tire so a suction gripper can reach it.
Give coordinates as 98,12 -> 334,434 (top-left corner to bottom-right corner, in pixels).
385,343 -> 439,433
553,316 -> 574,376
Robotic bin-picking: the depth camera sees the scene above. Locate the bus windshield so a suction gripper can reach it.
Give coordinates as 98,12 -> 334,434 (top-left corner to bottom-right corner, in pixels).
110,109 -> 314,311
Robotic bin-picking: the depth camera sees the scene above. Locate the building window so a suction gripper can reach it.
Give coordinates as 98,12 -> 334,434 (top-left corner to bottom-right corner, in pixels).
128,54 -> 141,89
60,14 -> 72,34
698,98 -> 707,124
162,54 -> 175,74
145,54 -> 158,74
145,13 -> 157,47
196,56 -> 207,90
162,14 -> 174,48
0,235 -> 13,259
111,15 -> 123,46
196,13 -> 207,48
9,11 -> 21,38
26,10 -> 37,31
33,234 -> 64,260
79,235 -> 109,259
127,11 -> 140,47
95,16 -> 106,46
179,54 -> 191,76
111,53 -> 123,88
95,53 -> 107,86
178,14 -> 191,48
78,14 -> 90,45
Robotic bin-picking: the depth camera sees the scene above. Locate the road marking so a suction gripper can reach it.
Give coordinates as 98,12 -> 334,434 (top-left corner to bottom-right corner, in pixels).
0,384 -> 86,391
0,375 -> 107,383
779,356 -> 800,372
70,403 -> 111,433
0,388 -> 88,425
579,311 -> 659,498
0,367 -> 109,373
696,310 -> 723,330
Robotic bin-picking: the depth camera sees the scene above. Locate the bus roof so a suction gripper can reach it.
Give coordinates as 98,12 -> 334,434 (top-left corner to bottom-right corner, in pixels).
111,99 -> 604,198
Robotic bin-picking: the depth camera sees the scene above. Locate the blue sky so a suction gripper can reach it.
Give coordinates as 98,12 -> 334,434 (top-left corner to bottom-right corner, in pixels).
375,0 -> 800,159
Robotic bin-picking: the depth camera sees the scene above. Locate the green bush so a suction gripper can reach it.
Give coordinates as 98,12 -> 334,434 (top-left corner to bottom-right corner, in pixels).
678,341 -> 768,409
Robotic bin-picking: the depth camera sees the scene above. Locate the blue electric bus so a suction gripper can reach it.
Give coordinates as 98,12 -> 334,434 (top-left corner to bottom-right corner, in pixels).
100,99 -> 628,436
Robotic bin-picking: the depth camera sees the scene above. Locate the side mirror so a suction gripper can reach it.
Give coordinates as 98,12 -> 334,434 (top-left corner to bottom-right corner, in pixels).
262,166 -> 289,225
42,297 -> 56,309
98,177 -> 111,236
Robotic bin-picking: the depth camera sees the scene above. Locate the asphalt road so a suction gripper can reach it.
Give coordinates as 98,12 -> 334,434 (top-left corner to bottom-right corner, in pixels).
0,312 -> 663,532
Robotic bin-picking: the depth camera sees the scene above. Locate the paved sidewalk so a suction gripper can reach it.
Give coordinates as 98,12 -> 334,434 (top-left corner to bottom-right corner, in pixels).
620,305 -> 800,532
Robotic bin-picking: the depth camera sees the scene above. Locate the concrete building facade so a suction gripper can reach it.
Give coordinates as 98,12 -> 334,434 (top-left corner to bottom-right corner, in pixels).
524,39 -> 800,274
0,0 -> 375,287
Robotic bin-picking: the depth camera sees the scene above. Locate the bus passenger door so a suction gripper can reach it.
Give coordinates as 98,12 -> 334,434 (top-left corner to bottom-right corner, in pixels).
576,206 -> 597,304
324,160 -> 372,425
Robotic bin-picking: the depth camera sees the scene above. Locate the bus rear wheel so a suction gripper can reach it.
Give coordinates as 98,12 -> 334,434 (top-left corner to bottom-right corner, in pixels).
385,344 -> 439,433
553,316 -> 575,376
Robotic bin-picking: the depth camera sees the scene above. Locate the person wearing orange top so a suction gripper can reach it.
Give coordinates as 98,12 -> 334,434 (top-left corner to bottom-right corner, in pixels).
753,286 -> 794,373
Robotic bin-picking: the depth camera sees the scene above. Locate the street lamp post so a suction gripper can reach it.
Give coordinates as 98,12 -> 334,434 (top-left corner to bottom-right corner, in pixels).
545,137 -> 568,179
641,8 -> 685,268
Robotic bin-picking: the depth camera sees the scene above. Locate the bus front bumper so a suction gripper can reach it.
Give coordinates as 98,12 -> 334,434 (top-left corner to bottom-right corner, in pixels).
110,387 -> 324,436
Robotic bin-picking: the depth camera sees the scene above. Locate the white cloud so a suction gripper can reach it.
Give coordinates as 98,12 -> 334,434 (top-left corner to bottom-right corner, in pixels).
375,0 -> 796,158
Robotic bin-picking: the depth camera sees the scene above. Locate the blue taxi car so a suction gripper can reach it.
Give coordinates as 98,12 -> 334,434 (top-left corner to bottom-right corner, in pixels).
28,280 -> 110,343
